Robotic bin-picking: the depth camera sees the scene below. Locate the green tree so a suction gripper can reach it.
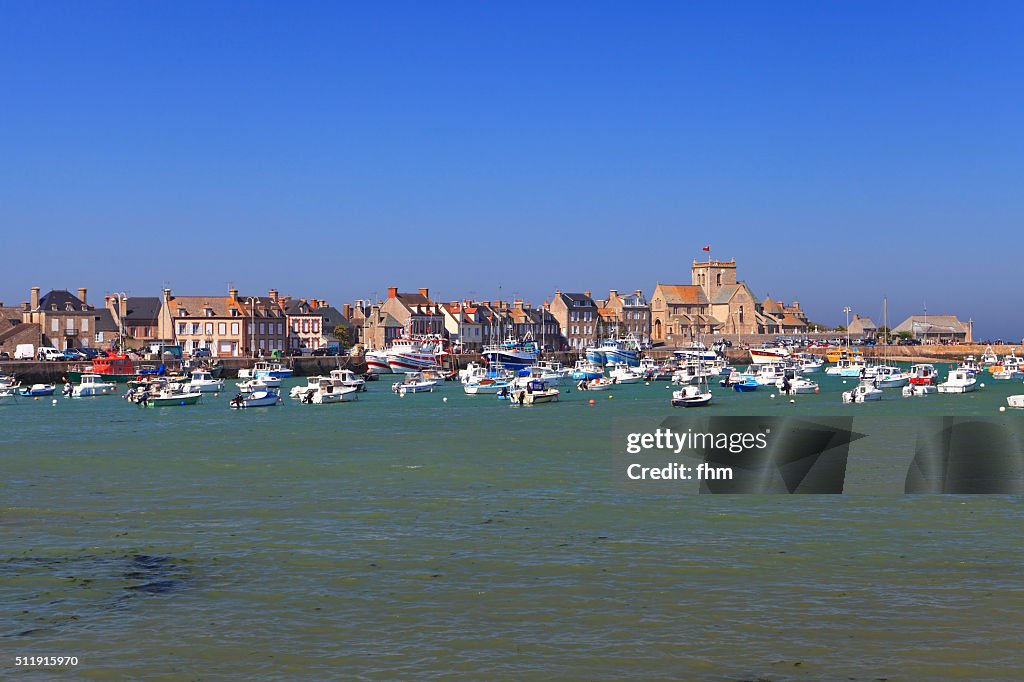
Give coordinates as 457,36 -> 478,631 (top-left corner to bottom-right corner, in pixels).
834,325 -> 847,332
333,324 -> 351,348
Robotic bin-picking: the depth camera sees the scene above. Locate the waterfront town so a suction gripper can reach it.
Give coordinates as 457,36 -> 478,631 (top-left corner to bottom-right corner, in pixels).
0,258 -> 977,360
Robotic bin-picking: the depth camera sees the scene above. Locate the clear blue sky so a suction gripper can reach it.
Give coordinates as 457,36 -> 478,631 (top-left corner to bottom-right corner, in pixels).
2,2 -> 1021,338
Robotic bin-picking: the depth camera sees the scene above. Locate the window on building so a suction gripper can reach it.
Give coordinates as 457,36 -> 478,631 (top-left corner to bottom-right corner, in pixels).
231,322 -> 239,335
716,273 -> 722,286
259,322 -> 266,335
218,322 -> 226,335
82,318 -> 89,332
191,323 -> 200,335
178,323 -> 186,335
205,323 -> 213,335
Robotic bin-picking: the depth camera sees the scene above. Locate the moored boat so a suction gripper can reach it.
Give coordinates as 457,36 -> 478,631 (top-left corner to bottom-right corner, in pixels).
18,383 -> 56,397
72,374 -> 118,397
937,369 -> 977,394
229,388 -> 281,408
66,352 -> 136,383
508,380 -> 559,405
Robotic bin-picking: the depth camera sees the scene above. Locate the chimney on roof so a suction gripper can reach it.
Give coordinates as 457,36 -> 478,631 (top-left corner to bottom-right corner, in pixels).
342,304 -> 352,319
387,287 -> 398,299
269,289 -> 279,301
21,301 -> 29,311
418,287 -> 429,299
30,286 -> 40,310
609,289 -> 617,299
162,288 -> 171,305
78,288 -> 88,306
555,290 -> 561,297
228,287 -> 238,301
635,289 -> 642,296
584,290 -> 591,298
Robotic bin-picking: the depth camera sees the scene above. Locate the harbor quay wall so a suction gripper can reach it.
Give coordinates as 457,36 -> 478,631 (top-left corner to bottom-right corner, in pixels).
2,345 -> 1016,382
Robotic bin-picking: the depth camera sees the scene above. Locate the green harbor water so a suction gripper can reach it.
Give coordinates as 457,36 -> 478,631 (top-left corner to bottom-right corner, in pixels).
2,370 -> 1023,680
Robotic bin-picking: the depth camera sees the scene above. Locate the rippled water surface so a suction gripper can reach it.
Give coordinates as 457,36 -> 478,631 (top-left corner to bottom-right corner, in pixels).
2,373 -> 1022,680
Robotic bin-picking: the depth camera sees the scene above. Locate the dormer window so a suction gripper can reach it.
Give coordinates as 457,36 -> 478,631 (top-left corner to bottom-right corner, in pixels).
205,308 -> 214,317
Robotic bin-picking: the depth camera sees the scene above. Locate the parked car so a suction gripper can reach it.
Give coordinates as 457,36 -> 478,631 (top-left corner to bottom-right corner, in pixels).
80,347 -> 104,359
192,348 -> 212,358
0,351 -> 10,360
63,348 -> 88,360
37,346 -> 65,361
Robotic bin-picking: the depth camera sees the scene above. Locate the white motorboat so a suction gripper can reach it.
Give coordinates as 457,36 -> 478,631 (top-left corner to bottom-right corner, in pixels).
937,370 -> 977,393
576,377 -> 615,391
392,372 -> 437,395
570,360 -> 604,381
237,376 -> 280,390
297,377 -> 359,404
980,345 -> 1000,367
508,380 -> 559,405
229,388 -> 282,408
1006,395 -> 1024,409
72,374 -> 118,397
671,384 -> 713,407
134,388 -> 202,407
0,386 -> 17,405
826,358 -> 868,378
908,364 -> 939,386
873,365 -> 909,388
752,363 -> 789,386
902,384 -> 937,397
387,337 -> 446,374
237,361 -> 293,379
329,368 -> 367,392
459,361 -> 488,384
0,373 -> 15,389
797,356 -> 824,373
609,366 -> 643,384
843,382 -> 883,403
957,356 -> 982,376
991,352 -> 1024,380
18,383 -> 56,397
464,378 -> 511,395
777,374 -> 820,395
185,369 -> 224,393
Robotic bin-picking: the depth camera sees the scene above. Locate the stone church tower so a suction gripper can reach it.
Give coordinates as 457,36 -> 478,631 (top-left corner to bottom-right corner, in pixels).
691,258 -> 737,301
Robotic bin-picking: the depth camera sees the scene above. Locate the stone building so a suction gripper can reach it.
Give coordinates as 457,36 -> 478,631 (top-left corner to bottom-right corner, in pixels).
549,291 -> 598,350
600,289 -> 651,343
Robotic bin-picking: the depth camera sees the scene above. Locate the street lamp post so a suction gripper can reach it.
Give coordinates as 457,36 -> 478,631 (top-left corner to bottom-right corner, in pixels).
843,306 -> 852,348
246,297 -> 258,358
113,291 -> 128,354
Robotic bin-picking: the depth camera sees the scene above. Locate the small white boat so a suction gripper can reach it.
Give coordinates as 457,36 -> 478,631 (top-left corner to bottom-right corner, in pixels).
777,375 -> 820,395
753,363 -> 789,386
508,380 -> 559,405
671,384 -> 713,407
329,368 -> 367,392
0,386 -> 17,405
797,357 -> 824,373
229,388 -> 281,408
873,365 -> 910,388
297,377 -> 359,404
392,372 -> 437,395
908,364 -> 939,386
843,382 -> 883,403
1006,395 -> 1024,409
577,377 -> 615,391
991,353 -> 1024,380
18,383 -> 56,397
608,367 -> 643,384
136,388 -> 202,407
185,370 -> 224,393
570,360 -> 604,381
464,378 -> 511,395
980,346 -> 1000,367
72,374 -> 118,397
238,361 -> 293,379
902,384 -> 937,397
937,369 -> 977,394
957,356 -> 982,376
237,376 -> 280,390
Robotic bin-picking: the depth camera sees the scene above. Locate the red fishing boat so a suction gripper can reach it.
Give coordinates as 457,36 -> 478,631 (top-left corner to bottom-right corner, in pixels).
66,351 -> 137,383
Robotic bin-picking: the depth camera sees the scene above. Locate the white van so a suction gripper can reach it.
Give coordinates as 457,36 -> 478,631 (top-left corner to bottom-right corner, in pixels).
14,344 -> 35,359
37,346 -> 64,361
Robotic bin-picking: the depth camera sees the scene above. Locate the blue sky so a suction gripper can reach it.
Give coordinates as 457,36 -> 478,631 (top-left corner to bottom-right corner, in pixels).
2,2 -> 1021,338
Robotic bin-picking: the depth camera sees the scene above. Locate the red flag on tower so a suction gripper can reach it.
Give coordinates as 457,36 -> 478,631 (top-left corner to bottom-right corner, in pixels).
702,245 -> 711,252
